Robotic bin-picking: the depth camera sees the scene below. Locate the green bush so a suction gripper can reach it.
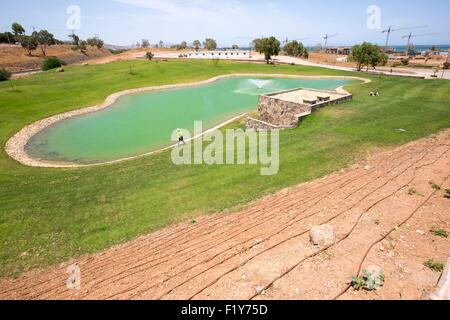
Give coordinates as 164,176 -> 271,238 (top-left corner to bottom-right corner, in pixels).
0,68 -> 12,81
42,57 -> 65,71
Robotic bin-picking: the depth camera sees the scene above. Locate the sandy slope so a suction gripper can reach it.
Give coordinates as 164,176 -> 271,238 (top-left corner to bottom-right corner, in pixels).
0,44 -> 112,72
0,131 -> 449,300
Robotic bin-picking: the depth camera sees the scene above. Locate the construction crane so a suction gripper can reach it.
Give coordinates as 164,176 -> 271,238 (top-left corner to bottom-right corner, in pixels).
382,25 -> 427,49
323,34 -> 338,50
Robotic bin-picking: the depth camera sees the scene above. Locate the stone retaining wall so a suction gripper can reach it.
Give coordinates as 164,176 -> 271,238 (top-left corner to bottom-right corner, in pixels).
246,88 -> 353,131
258,95 -> 312,128
245,117 -> 281,131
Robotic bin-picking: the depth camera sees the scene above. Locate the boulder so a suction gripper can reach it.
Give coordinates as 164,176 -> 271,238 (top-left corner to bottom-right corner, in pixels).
310,224 -> 335,247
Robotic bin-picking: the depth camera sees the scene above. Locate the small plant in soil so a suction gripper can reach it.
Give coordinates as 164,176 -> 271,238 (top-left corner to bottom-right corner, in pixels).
191,219 -> 197,224
424,259 -> 444,272
430,227 -> 449,238
350,270 -> 385,291
429,182 -> 441,190
445,189 -> 450,199
408,188 -> 423,196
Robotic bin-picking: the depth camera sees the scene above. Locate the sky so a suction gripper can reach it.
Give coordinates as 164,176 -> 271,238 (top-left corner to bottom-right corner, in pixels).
1,0 -> 450,47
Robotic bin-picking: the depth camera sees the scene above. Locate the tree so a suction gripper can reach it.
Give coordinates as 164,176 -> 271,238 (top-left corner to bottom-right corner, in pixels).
252,38 -> 262,51
159,40 -> 164,48
20,35 -> 38,56
0,32 -> 15,44
254,36 -> 281,64
231,44 -> 239,49
145,52 -> 154,60
180,41 -> 188,49
284,40 -> 308,58
34,30 -> 56,57
11,22 -> 25,36
86,37 -> 104,49
141,39 -> 150,48
203,38 -> 217,51
193,40 -> 201,50
69,33 -> 81,47
350,42 -> 388,71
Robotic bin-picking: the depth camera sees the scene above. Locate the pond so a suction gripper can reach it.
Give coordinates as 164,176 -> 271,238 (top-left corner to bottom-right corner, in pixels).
26,77 -> 350,164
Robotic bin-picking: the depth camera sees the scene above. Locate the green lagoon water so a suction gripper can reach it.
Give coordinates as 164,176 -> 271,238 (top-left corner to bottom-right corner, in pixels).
26,77 -> 350,164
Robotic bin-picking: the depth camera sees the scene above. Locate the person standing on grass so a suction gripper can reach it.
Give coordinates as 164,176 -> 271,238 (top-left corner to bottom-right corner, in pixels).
177,128 -> 186,147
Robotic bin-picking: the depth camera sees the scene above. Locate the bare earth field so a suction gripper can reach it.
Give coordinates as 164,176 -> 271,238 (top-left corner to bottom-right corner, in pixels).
0,131 -> 449,300
76,48 -> 191,65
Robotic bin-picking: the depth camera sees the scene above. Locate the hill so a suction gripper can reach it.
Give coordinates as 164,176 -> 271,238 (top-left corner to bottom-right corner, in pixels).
0,44 -> 112,72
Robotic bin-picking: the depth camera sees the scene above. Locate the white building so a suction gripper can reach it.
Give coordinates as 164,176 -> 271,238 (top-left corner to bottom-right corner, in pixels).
185,50 -> 252,60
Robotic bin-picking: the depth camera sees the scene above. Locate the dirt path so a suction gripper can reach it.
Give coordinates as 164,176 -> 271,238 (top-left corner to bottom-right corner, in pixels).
0,131 -> 449,300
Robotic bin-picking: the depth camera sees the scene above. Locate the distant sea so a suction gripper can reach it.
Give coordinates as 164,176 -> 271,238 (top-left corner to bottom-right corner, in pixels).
390,45 -> 450,54
222,45 -> 450,54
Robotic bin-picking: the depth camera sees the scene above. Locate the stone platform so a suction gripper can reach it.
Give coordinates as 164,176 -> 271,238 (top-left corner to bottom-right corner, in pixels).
246,87 -> 352,130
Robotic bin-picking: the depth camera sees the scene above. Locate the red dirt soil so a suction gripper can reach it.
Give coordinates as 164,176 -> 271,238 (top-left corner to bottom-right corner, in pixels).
0,131 -> 449,300
0,44 -> 112,72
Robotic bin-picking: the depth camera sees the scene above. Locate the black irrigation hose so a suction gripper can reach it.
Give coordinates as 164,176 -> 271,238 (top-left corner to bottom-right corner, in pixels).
333,174 -> 450,300
187,144 -> 446,300
249,147 -> 448,300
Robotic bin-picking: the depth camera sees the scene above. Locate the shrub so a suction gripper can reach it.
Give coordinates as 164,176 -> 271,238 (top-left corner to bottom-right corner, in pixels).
146,52 -> 154,60
444,62 -> 450,70
430,227 -> 448,238
401,58 -> 410,66
350,269 -> 385,291
0,68 -> 12,81
445,189 -> 450,199
424,259 -> 444,272
42,57 -> 65,71
86,37 -> 104,49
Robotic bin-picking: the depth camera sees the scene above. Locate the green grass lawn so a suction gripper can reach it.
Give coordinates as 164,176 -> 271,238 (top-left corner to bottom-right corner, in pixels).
0,59 -> 449,278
